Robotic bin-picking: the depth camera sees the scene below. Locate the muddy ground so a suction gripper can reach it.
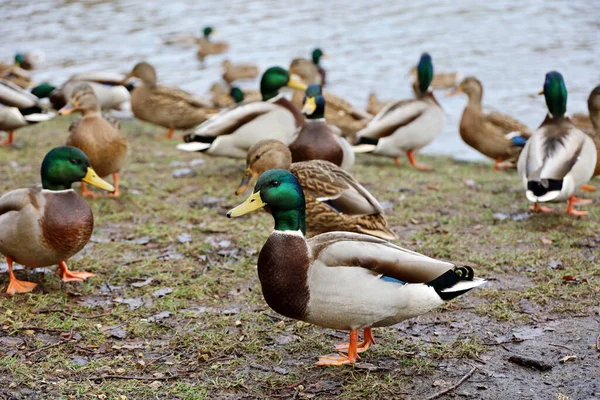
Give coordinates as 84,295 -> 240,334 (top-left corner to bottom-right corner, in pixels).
0,119 -> 599,399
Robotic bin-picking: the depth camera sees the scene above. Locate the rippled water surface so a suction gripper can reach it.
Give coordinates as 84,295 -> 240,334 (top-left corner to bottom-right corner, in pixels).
2,0 -> 599,160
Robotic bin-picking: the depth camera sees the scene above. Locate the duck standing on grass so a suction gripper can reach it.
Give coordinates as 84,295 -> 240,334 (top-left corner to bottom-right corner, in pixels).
227,169 -> 485,366
449,77 -> 532,170
0,146 -> 114,294
0,79 -> 54,146
59,83 -> 128,197
288,84 -> 354,170
354,53 -> 445,171
177,66 -> 306,158
517,72 -> 597,216
124,62 -> 216,139
236,140 -> 395,240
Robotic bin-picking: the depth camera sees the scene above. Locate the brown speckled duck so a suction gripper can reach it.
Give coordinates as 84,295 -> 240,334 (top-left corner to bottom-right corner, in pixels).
196,27 -> 229,61
449,77 -> 532,169
0,146 -> 114,294
59,83 -> 128,197
289,84 -> 354,170
124,61 -> 216,139
236,139 -> 395,240
573,85 -> 600,178
227,169 -> 485,366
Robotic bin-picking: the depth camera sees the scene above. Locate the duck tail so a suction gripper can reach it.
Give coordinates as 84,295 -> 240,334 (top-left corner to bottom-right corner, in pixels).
426,266 -> 486,301
352,137 -> 378,153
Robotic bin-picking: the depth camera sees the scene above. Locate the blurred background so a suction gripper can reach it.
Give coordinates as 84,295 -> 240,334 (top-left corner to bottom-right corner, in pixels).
1,0 -> 598,160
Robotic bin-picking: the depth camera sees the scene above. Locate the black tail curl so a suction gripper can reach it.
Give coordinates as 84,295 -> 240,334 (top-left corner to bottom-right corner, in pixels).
426,266 -> 476,301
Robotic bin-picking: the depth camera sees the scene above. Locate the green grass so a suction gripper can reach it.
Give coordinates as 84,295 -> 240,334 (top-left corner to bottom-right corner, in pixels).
0,118 -> 599,398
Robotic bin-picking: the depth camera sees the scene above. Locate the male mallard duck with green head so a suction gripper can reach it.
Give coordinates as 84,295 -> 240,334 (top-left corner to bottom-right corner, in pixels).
289,84 -> 354,170
0,79 -> 54,145
517,72 -> 597,216
228,169 -> 485,366
177,66 -> 306,158
59,83 -> 128,197
197,27 -> 229,61
0,146 -> 114,294
449,76 -> 532,169
236,140 -> 394,240
354,53 -> 445,171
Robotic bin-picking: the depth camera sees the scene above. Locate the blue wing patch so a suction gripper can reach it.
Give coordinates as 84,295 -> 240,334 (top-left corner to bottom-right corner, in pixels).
510,136 -> 527,147
380,275 -> 405,285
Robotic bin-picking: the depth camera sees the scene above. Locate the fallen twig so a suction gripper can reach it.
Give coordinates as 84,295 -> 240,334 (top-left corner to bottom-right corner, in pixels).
84,374 -> 181,381
508,354 -> 553,371
425,367 -> 477,400
549,343 -> 575,352
26,338 -> 74,357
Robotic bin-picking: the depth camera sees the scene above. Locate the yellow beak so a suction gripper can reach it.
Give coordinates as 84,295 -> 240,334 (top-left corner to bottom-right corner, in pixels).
287,77 -> 307,91
538,89 -> 544,95
235,168 -> 258,195
227,191 -> 266,218
301,96 -> 317,115
82,167 -> 115,192
446,86 -> 462,97
58,103 -> 77,115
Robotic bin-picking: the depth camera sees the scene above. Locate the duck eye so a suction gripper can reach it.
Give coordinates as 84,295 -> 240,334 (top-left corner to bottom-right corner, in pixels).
70,159 -> 78,165
272,181 -> 280,187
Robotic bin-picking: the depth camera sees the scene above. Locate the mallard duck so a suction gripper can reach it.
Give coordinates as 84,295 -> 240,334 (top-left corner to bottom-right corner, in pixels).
236,140 -> 394,239
366,92 -> 393,116
0,63 -> 32,89
124,61 -> 216,139
59,83 -> 128,197
354,53 -> 445,170
209,82 -> 261,108
289,48 -> 328,86
14,51 -> 45,71
227,169 -> 485,366
0,146 -> 114,294
177,66 -> 306,158
517,72 -> 597,216
409,65 -> 460,89
0,79 -> 54,145
44,72 -> 132,111
289,84 -> 354,170
221,60 -> 259,84
196,27 -> 229,61
448,77 -> 532,169
572,85 -> 600,178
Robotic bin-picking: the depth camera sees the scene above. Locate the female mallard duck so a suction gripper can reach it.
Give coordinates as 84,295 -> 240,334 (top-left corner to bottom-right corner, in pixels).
517,72 -> 597,216
289,48 -> 328,86
59,83 -> 128,197
236,140 -> 395,240
0,146 -> 114,294
449,77 -> 532,169
227,169 -> 485,366
44,71 -> 132,111
0,79 -> 54,145
366,92 -> 394,116
196,27 -> 229,61
289,84 -> 354,170
209,82 -> 261,108
124,61 -> 216,139
221,60 -> 259,84
176,66 -> 306,158
572,85 -> 600,178
0,63 -> 32,89
14,52 -> 45,71
409,65 -> 460,89
354,53 -> 445,170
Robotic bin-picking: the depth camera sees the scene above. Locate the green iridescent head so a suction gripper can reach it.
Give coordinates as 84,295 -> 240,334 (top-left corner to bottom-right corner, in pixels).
312,48 -> 325,65
30,83 -> 56,99
230,87 -> 244,103
302,84 -> 325,119
41,146 -> 114,192
227,169 -> 306,234
14,53 -> 25,66
541,71 -> 567,117
203,27 -> 213,38
260,66 -> 307,101
417,53 -> 433,94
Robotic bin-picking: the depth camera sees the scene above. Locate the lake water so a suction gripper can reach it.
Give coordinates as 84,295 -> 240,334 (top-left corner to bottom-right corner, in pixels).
1,0 -> 599,161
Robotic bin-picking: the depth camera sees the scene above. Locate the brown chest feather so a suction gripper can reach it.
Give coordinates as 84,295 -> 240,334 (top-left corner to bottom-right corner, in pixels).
289,121 -> 343,166
257,233 -> 310,320
40,191 -> 94,256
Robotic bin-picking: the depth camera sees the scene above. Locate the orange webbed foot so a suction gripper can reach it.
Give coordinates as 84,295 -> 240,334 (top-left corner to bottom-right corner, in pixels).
316,353 -> 357,366
407,151 -> 433,171
58,261 -> 95,282
571,197 -> 593,206
566,195 -> 590,216
530,203 -> 554,213
7,279 -> 37,294
335,328 -> 375,353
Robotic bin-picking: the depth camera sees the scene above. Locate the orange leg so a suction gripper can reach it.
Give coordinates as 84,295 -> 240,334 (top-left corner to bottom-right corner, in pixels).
394,157 -> 401,166
6,256 -> 37,294
316,330 -> 359,367
58,261 -> 95,282
493,157 -> 504,170
407,150 -> 433,171
335,328 -> 376,353
107,173 -> 120,197
565,195 -> 589,216
0,131 -> 14,146
530,202 -> 554,213
80,181 -> 98,198
163,127 -> 175,140
580,184 -> 597,192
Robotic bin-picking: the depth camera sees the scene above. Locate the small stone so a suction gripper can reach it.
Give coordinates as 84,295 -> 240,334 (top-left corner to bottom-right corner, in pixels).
172,168 -> 196,178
